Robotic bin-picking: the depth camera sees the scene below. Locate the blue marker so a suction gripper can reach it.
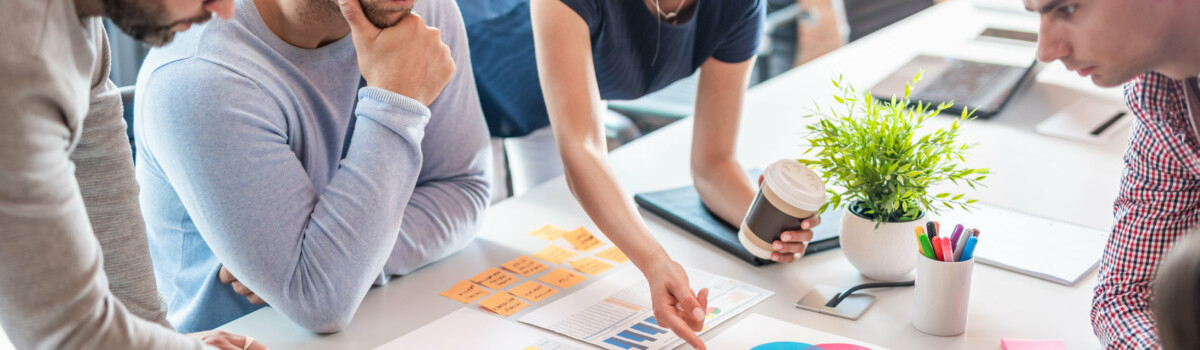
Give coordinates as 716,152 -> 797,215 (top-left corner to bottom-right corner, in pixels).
958,236 -> 979,262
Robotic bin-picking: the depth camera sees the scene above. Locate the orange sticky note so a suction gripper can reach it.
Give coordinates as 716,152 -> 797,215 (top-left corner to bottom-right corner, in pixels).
595,246 -> 629,263
501,255 -> 550,277
538,268 -> 587,289
470,267 -> 519,290
532,245 -> 578,264
478,291 -> 530,317
563,227 -> 604,252
508,281 -> 559,302
528,224 -> 569,241
439,280 -> 491,303
569,257 -> 615,275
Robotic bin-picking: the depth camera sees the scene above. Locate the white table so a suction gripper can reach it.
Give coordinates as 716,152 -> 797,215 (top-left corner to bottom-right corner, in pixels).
216,1 -> 1123,349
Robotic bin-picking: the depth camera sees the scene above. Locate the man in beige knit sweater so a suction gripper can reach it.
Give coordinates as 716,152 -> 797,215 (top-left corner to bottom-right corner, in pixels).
0,0 -> 264,349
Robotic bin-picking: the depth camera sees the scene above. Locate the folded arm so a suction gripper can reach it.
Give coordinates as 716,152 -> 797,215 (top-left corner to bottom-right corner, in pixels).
138,60 -> 430,333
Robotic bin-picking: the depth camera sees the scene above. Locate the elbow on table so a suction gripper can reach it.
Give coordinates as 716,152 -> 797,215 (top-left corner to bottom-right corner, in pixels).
288,300 -> 360,333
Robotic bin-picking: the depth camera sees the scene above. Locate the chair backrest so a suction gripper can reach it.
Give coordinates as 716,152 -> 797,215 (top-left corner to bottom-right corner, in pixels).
843,0 -> 934,42
119,85 -> 136,159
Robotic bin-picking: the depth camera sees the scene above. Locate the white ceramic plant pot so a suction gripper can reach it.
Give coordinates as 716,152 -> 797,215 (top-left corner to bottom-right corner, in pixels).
839,206 -> 923,281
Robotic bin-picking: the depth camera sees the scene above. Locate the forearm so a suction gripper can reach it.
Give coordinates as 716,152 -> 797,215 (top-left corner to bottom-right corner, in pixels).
560,143 -> 669,270
692,157 -> 755,226
380,175 -> 489,279
73,78 -> 171,328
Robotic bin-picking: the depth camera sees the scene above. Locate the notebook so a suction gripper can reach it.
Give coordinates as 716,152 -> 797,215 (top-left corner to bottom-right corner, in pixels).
935,204 -> 1108,286
634,185 -> 842,266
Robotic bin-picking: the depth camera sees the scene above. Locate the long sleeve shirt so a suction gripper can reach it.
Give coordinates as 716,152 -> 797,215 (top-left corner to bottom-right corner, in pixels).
134,0 -> 490,333
1092,72 -> 1200,349
0,0 -> 205,349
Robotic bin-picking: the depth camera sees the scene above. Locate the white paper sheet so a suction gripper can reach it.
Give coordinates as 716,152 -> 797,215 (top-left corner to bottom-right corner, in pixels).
519,266 -> 772,350
935,204 -> 1108,286
375,308 -> 589,350
707,313 -> 889,350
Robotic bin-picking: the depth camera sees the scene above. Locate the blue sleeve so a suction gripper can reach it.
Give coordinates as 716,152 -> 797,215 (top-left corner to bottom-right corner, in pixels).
376,0 -> 491,281
137,58 -> 430,333
559,0 -> 601,30
711,0 -> 766,63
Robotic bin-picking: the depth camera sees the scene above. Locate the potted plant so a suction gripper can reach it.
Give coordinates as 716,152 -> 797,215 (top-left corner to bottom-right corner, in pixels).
798,74 -> 988,281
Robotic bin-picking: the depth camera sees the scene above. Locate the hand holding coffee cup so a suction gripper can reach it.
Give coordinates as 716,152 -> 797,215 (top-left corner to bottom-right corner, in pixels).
739,160 -> 827,262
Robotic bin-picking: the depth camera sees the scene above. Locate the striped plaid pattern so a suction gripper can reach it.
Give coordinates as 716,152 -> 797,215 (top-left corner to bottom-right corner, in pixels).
1093,72 -> 1200,349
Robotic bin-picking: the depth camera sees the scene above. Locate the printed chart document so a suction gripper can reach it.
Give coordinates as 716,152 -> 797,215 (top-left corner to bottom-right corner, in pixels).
520,266 -> 772,350
936,204 -> 1107,286
707,313 -> 889,350
375,308 -> 589,350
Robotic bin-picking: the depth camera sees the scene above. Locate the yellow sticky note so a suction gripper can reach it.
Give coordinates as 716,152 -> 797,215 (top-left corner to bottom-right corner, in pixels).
501,255 -> 550,277
538,268 -> 587,289
439,280 -> 491,304
470,267 -> 519,290
532,245 -> 578,264
595,246 -> 630,264
508,281 -> 559,302
569,257 -> 615,275
528,224 -> 569,241
563,227 -> 604,252
478,291 -> 530,317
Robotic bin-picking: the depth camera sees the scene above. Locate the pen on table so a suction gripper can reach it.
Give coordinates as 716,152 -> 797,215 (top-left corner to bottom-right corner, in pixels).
959,236 -> 979,262
917,228 -> 936,260
949,224 -> 964,251
939,236 -> 954,262
953,227 -> 972,261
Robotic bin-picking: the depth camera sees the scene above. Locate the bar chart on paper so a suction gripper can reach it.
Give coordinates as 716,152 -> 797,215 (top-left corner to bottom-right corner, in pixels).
519,266 -> 772,350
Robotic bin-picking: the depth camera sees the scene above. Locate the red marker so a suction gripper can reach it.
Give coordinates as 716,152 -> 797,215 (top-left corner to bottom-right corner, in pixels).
932,236 -> 945,261
939,236 -> 954,262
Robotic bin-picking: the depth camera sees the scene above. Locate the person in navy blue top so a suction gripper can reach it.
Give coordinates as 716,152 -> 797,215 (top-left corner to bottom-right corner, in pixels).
521,0 -> 822,348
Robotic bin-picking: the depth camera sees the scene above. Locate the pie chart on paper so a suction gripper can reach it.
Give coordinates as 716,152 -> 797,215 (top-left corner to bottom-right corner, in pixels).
750,342 -> 874,350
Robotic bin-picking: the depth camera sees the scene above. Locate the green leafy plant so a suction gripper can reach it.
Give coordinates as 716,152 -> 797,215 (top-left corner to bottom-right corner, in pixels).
798,73 -> 989,225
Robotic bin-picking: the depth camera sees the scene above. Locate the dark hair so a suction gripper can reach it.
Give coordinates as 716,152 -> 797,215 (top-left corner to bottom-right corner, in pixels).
1152,234 -> 1200,350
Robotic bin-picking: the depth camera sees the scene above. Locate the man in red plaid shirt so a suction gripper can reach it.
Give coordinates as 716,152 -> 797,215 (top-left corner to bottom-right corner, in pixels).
1025,0 -> 1200,348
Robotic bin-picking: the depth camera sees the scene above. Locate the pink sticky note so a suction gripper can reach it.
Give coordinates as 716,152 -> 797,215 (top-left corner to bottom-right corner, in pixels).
1001,339 -> 1067,350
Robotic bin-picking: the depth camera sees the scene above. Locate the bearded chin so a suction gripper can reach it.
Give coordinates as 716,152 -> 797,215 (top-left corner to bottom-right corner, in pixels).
363,5 -> 412,28
101,0 -> 210,46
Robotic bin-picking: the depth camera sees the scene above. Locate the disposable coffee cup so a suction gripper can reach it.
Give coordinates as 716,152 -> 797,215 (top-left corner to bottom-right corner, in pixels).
737,159 -> 826,260
912,252 -> 974,336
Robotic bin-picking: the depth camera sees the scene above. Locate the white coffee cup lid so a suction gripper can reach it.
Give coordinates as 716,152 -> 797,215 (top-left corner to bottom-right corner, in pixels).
764,159 -> 827,212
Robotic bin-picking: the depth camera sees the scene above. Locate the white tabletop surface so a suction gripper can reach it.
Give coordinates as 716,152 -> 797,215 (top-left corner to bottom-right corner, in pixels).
0,1 -> 1122,350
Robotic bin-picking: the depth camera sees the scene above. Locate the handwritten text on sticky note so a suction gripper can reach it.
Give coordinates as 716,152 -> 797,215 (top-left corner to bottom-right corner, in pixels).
563,227 -> 604,252
569,257 -> 615,275
528,224 -> 570,241
439,280 -> 491,303
595,246 -> 629,263
470,267 -> 519,290
532,245 -> 578,264
478,291 -> 530,316
502,255 -> 550,277
538,268 -> 587,289
508,281 -> 559,302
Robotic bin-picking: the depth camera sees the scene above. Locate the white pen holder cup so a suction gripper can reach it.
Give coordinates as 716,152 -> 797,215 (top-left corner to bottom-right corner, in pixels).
912,252 -> 974,336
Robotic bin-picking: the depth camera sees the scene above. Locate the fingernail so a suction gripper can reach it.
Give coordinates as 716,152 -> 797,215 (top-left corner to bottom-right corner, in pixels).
781,233 -> 791,241
773,242 -> 782,250
693,308 -> 705,320
802,222 -> 810,230
338,0 -> 347,4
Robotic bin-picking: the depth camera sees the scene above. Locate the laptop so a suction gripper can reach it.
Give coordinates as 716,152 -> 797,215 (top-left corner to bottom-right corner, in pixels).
873,28 -> 1041,117
635,184 -> 842,266
871,54 -> 1038,119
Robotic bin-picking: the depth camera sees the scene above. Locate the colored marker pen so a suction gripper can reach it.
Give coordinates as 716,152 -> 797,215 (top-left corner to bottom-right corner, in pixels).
926,221 -> 938,239
959,236 -> 979,262
939,236 -> 954,262
953,227 -> 972,261
918,231 -> 936,260
931,236 -> 944,261
949,224 -> 964,251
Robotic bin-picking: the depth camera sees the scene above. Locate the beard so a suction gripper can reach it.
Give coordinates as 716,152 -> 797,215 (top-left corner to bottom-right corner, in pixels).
359,0 -> 414,28
102,0 -> 213,46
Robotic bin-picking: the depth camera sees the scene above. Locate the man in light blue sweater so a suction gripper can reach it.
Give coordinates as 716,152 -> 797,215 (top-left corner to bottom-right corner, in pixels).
134,0 -> 490,333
